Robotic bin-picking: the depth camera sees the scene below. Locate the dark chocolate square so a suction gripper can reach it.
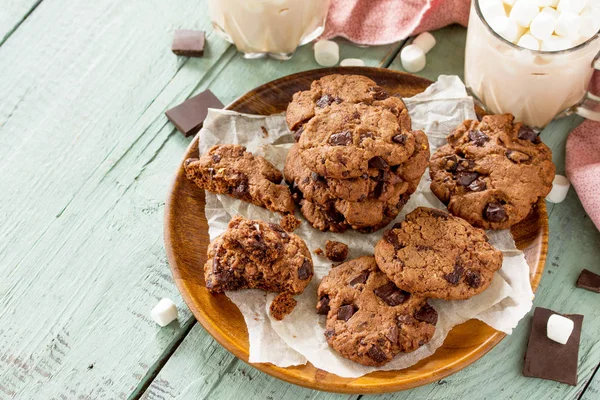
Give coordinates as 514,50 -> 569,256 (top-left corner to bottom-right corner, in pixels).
172,29 -> 205,57
165,90 -> 224,137
523,307 -> 583,386
576,269 -> 600,293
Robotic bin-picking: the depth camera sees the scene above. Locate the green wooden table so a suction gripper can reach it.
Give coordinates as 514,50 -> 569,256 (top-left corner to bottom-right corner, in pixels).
1,2 -> 598,399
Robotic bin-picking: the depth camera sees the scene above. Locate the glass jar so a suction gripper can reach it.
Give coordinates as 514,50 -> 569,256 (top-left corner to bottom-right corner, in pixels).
208,0 -> 331,60
465,0 -> 600,128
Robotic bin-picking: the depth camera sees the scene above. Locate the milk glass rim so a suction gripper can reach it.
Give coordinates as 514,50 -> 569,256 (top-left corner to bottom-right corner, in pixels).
474,0 -> 600,56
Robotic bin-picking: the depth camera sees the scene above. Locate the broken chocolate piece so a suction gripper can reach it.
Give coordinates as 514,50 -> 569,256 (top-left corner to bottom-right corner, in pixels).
368,156 -> 389,170
165,89 -> 224,136
414,304 -> 438,325
576,269 -> 600,293
468,129 -> 489,146
297,259 -> 312,280
316,295 -> 330,315
374,282 -> 409,306
337,304 -> 356,321
523,307 -> 583,385
349,272 -> 369,286
329,131 -> 352,146
171,29 -> 205,57
368,345 -> 388,363
484,202 -> 507,223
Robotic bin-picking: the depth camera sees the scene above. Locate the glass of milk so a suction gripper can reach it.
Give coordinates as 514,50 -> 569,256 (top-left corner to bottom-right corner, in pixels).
208,0 -> 331,60
465,0 -> 600,128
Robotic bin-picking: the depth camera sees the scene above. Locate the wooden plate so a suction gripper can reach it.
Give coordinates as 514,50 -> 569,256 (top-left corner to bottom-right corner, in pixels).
164,67 -> 548,394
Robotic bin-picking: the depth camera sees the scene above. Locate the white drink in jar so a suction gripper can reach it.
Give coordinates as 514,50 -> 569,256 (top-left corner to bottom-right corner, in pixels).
465,0 -> 600,128
209,0 -> 331,60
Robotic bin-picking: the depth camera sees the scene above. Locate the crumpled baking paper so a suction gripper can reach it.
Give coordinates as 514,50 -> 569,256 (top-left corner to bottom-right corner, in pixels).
197,75 -> 533,378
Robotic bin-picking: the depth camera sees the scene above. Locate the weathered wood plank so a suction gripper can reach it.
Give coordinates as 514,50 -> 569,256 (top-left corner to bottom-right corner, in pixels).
581,367 -> 600,400
0,0 -> 238,398
139,39 -> 402,400
0,0 -> 42,45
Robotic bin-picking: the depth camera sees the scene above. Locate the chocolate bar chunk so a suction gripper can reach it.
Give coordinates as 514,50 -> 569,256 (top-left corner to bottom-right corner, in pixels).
523,307 -> 583,386
165,90 -> 224,137
172,29 -> 205,57
576,269 -> 600,293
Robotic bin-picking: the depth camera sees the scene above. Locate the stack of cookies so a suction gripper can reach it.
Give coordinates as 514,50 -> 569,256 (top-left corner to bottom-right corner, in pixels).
284,74 -> 430,233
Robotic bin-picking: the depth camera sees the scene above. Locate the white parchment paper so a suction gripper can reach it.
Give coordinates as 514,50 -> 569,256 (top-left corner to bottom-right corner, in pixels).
198,75 -> 534,377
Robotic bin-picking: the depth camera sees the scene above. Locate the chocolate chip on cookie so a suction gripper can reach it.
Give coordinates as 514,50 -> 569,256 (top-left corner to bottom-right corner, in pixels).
374,207 -> 503,300
429,114 -> 555,229
317,256 -> 437,366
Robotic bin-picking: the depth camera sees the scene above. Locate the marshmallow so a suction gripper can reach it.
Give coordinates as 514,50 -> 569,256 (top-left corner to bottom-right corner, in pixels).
530,11 -> 558,40
547,314 -> 575,345
541,35 -> 573,50
557,0 -> 588,15
481,0 -> 507,21
549,0 -> 560,6
490,16 -> 525,42
510,0 -> 540,28
413,31 -> 437,53
400,44 -> 426,73
502,0 -> 517,5
340,58 -> 365,67
546,174 -> 570,203
535,0 -> 553,6
541,6 -> 560,18
579,7 -> 600,40
555,11 -> 581,40
518,34 -> 541,50
314,40 -> 339,66
151,298 -> 178,327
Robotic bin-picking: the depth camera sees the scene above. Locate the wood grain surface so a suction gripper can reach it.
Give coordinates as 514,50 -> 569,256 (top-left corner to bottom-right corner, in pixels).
164,67 -> 548,394
1,1 -> 598,397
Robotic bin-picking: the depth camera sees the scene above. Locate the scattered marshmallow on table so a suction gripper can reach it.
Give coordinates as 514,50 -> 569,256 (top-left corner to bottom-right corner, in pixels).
529,11 -> 557,41
340,58 -> 365,67
412,32 -> 437,53
510,0 -> 540,28
546,174 -> 570,203
151,298 -> 178,327
547,313 -> 575,345
314,40 -> 339,67
400,44 -> 426,73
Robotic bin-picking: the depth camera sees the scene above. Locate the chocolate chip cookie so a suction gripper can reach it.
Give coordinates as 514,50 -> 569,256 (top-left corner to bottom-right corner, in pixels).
204,216 -> 313,293
184,144 -> 295,215
286,74 -> 411,135
429,114 -> 555,229
284,130 -> 429,232
298,102 -> 416,179
316,256 -> 437,366
374,207 -> 503,300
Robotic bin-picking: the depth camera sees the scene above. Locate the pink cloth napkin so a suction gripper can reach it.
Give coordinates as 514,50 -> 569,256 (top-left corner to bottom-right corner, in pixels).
566,122 -> 600,229
321,0 -> 470,45
323,0 -> 600,230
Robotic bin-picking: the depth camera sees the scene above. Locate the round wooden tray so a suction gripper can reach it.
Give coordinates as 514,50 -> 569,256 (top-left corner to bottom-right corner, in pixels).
164,67 -> 548,394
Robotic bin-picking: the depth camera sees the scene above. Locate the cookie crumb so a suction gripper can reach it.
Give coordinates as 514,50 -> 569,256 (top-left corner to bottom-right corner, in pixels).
280,214 -> 301,232
260,126 -> 269,138
314,248 -> 324,256
325,240 -> 349,262
270,292 -> 297,320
